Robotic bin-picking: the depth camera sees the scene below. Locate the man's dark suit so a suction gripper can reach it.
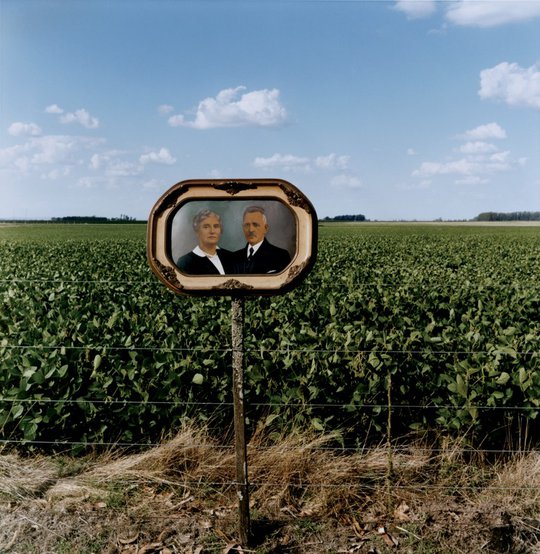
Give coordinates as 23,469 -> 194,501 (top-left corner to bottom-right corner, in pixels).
234,239 -> 291,274
176,248 -> 235,275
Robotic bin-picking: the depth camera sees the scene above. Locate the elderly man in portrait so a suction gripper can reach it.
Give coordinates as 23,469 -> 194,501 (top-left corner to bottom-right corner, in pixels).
235,206 -> 291,274
176,209 -> 234,275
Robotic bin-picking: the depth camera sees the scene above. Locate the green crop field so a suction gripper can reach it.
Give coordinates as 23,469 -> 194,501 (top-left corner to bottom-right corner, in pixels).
1,222 -> 540,449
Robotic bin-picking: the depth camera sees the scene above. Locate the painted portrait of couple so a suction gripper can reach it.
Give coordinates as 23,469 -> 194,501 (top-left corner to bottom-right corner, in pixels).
172,201 -> 295,276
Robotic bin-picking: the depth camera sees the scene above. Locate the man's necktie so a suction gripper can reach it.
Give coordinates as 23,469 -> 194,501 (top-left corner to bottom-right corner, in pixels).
248,246 -> 254,261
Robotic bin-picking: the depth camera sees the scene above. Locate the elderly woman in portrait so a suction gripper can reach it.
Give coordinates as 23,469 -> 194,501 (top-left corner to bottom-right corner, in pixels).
176,209 -> 234,275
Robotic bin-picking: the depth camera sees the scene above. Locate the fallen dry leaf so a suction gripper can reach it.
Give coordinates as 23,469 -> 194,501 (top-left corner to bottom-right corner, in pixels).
394,502 -> 410,522
118,534 -> 139,545
138,542 -> 163,553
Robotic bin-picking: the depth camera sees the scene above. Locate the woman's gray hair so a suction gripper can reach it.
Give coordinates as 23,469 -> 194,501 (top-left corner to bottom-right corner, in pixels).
192,209 -> 222,231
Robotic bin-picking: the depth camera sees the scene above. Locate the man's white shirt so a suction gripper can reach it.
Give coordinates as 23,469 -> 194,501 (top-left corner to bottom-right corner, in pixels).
247,240 -> 264,257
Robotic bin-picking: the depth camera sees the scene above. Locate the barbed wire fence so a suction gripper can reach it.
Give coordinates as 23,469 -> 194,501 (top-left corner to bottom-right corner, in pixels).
1,275 -> 539,498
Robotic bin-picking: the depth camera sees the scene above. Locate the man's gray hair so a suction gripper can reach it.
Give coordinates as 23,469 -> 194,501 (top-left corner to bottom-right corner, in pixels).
243,205 -> 267,224
192,209 -> 222,231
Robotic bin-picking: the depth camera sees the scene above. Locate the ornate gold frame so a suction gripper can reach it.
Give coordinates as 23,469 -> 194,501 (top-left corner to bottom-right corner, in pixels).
147,179 -> 317,296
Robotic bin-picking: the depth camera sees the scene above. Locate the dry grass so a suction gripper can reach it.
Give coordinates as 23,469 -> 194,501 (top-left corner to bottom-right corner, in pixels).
0,424 -> 538,553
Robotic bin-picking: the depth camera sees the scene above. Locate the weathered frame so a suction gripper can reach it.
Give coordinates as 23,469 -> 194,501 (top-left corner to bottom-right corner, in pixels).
147,178 -> 317,296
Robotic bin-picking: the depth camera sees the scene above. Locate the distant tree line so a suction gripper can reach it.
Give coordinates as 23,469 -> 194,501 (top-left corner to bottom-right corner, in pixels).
50,215 -> 144,224
321,214 -> 366,222
475,211 -> 540,222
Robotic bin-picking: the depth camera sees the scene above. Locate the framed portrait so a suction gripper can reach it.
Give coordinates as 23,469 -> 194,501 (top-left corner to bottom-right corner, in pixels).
147,179 -> 317,296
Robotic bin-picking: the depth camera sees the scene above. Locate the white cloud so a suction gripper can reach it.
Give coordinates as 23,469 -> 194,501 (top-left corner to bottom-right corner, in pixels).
330,174 -> 363,188
167,114 -> 185,126
139,147 -> 176,165
490,150 -> 510,164
253,153 -> 310,172
40,167 -> 71,180
31,135 -> 77,164
158,104 -> 174,115
0,135 -> 103,175
459,141 -> 498,154
8,122 -> 42,137
315,153 -> 349,170
411,122 -> 527,184
462,122 -> 507,140
446,1 -> 540,27
394,0 -> 436,19
60,108 -> 99,129
0,144 -> 27,168
455,176 -> 489,185
76,176 -> 100,189
45,104 -> 64,114
89,150 -> 125,170
141,179 -> 161,190
168,86 -> 287,129
253,152 -> 351,173
479,62 -> 540,109
412,152 -> 522,181
90,153 -> 103,170
413,158 -> 477,177
105,160 -> 142,177
407,148 -> 417,156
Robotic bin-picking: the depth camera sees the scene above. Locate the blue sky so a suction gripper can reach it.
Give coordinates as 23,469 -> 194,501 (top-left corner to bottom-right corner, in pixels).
1,0 -> 539,220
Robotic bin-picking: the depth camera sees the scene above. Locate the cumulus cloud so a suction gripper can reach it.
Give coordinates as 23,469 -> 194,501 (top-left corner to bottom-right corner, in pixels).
41,167 -> 71,181
412,151 -> 520,179
45,104 -> 64,114
459,141 -> 498,154
8,122 -> 42,137
412,123 -> 525,184
330,174 -> 363,188
315,153 -> 350,170
60,108 -> 99,129
479,62 -> 540,109
168,86 -> 287,129
141,179 -> 161,190
455,176 -> 489,185
89,150 -> 125,171
446,1 -> 540,27
253,153 -> 310,172
158,104 -> 174,115
252,152 -> 351,173
76,176 -> 101,189
0,135 -> 103,174
45,104 -> 99,128
462,122 -> 507,140
105,160 -> 142,177
88,150 -> 145,177
394,0 -> 436,19
413,158 -> 477,178
139,147 -> 176,165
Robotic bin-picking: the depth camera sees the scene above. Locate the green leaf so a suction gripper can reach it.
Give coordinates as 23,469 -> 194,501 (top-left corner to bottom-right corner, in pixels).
192,373 -> 204,385
496,372 -> 511,385
311,418 -> 324,431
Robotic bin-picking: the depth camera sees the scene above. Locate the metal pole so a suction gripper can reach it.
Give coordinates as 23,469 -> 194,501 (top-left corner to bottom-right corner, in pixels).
231,297 -> 250,546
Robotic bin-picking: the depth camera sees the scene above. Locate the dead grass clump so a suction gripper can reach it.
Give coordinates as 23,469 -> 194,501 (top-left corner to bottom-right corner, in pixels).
486,452 -> 540,512
87,422 -> 232,486
247,431 -> 434,520
0,427 -> 539,553
0,454 -> 57,500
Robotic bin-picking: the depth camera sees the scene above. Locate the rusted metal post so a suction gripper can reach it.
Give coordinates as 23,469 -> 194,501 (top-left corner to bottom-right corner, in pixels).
231,297 -> 250,545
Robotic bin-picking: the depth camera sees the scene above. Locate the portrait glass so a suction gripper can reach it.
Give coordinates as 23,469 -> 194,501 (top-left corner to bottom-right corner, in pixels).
171,200 -> 296,276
